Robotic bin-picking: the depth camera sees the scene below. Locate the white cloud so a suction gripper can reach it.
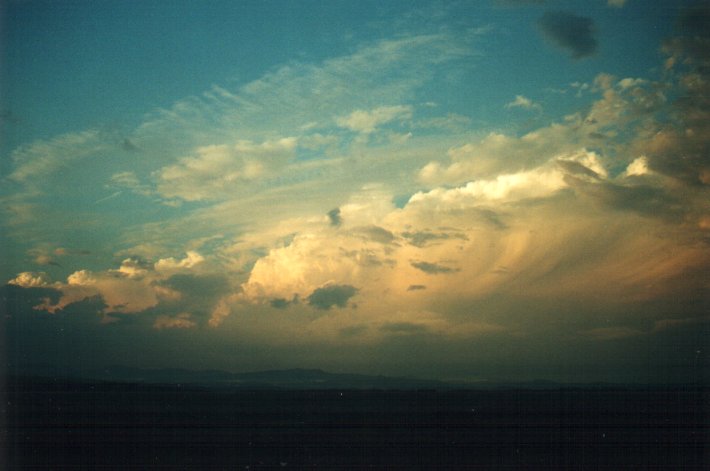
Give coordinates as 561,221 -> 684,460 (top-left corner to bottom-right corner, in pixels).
155,138 -> 297,201
9,130 -> 105,184
154,251 -> 205,273
8,272 -> 49,288
411,166 -> 567,207
624,156 -> 650,177
336,105 -> 413,134
505,95 -> 541,111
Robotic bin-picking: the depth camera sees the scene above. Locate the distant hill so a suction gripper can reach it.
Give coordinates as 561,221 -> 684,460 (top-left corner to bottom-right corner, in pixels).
10,364 -> 454,390
10,364 -> 697,390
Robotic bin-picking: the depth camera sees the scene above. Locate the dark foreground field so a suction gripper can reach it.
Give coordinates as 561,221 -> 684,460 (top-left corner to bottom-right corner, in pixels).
4,377 -> 708,470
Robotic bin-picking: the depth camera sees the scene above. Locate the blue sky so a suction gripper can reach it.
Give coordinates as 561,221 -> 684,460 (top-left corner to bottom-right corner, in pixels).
2,0 -> 709,383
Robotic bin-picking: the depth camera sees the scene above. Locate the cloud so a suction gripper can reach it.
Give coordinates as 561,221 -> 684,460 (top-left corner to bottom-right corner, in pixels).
8,130 -> 106,185
8,271 -> 50,288
4,8 -> 710,383
270,297 -> 294,309
624,156 -> 650,177
307,284 -> 358,310
108,171 -> 153,197
538,11 -> 597,59
154,251 -> 205,274
411,261 -> 459,274
327,208 -> 342,227
156,138 -> 297,202
380,322 -> 431,335
10,252 -> 228,321
336,105 -> 413,134
401,230 -> 466,247
505,95 -> 542,111
153,312 -> 196,330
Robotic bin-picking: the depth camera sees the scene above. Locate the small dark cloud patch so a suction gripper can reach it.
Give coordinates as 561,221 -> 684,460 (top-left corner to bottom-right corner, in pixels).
307,284 -> 358,310
380,322 -> 430,335
476,209 -> 508,230
402,230 -> 467,247
340,324 -> 368,338
402,231 -> 449,247
411,261 -> 459,274
270,298 -> 291,309
122,138 -> 139,152
565,176 -> 682,220
356,225 -> 395,244
407,284 -> 427,291
327,208 -> 342,227
556,159 -> 601,179
538,11 -> 597,59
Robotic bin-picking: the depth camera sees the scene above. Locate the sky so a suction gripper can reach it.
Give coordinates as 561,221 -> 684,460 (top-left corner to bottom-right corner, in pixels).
1,0 -> 709,384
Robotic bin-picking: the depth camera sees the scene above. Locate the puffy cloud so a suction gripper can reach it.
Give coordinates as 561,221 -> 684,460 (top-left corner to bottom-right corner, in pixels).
538,11 -> 597,59
13,252 -> 226,320
154,251 -> 205,273
8,272 -> 50,288
624,156 -> 650,177
49,269 -> 161,315
412,164 -> 567,207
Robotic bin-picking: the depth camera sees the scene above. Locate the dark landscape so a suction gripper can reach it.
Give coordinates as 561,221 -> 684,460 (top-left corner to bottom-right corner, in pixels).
4,369 -> 708,470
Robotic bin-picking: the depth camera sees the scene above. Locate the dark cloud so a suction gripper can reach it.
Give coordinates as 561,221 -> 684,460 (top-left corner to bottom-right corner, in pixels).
652,7 -> 710,185
538,11 -> 597,59
556,159 -> 601,179
676,4 -> 710,37
0,284 -> 61,318
122,138 -> 139,152
327,208 -> 342,227
380,322 -> 431,335
307,284 -> 358,310
160,274 -> 233,319
355,225 -> 395,244
339,324 -> 368,338
270,298 -> 290,309
401,230 -> 468,247
164,274 -> 229,300
411,261 -> 459,274
407,284 -> 427,291
564,175 -> 684,220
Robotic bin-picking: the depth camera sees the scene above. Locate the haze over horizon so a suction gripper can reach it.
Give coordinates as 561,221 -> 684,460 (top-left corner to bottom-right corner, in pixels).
2,0 -> 709,384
